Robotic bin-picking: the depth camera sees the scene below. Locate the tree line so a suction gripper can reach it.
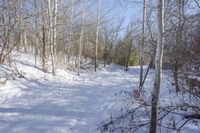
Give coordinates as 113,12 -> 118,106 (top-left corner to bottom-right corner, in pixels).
0,0 -> 139,76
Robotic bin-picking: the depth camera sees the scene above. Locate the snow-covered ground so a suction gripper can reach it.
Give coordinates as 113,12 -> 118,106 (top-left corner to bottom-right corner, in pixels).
0,54 -> 139,133
0,53 -> 199,133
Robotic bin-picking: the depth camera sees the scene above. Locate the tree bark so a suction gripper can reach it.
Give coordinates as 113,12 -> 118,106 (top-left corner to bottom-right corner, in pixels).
67,0 -> 74,64
94,0 -> 101,72
34,0 -> 38,67
48,0 -> 57,76
139,0 -> 146,89
149,0 -> 164,133
41,0 -> 46,72
52,0 -> 57,76
78,0 -> 86,76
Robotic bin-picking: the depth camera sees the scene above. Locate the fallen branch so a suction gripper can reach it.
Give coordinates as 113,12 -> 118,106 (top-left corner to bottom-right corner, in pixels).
185,114 -> 200,120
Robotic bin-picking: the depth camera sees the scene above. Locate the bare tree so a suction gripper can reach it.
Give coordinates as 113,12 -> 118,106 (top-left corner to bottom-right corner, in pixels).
53,0 -> 58,75
20,0 -> 27,52
34,0 -> 38,67
48,0 -> 58,76
67,0 -> 74,64
41,0 -> 47,72
139,0 -> 147,89
0,0 -> 20,64
94,0 -> 101,72
78,0 -> 86,76
149,0 -> 164,132
102,20 -> 123,67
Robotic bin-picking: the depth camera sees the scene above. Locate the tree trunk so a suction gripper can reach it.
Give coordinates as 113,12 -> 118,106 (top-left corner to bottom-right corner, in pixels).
139,0 -> 146,89
67,0 -> 74,64
94,0 -> 101,72
149,0 -> 164,133
20,0 -> 26,52
34,0 -> 38,67
53,0 -> 57,75
48,0 -> 57,76
78,0 -> 86,76
173,0 -> 184,93
41,0 -> 46,72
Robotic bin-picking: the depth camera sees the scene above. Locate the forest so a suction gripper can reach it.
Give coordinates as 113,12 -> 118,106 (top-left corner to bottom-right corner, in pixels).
0,0 -> 199,133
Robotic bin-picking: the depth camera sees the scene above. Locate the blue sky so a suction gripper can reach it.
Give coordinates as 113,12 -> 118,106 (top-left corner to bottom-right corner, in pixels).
87,0 -> 143,38
101,0 -> 143,25
90,0 -> 143,29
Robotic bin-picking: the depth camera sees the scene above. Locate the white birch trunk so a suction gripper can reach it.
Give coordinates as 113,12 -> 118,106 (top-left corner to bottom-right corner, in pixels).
24,25 -> 27,50
34,0 -> 38,67
52,0 -> 57,75
78,0 -> 86,76
48,0 -> 57,76
41,0 -> 46,72
94,0 -> 101,72
139,0 -> 146,89
149,0 -> 164,132
68,0 -> 74,64
20,0 -> 25,51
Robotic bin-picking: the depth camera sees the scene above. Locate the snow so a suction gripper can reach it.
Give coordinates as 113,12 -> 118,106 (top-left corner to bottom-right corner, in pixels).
0,53 -> 199,133
0,53 -> 138,133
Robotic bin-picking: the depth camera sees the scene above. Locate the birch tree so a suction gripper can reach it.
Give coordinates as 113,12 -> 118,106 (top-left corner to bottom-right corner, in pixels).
78,0 -> 86,76
172,0 -> 185,92
139,0 -> 147,89
41,0 -> 47,72
48,0 -> 57,76
67,0 -> 74,64
149,0 -> 164,132
34,0 -> 38,67
94,0 -> 101,72
53,0 -> 58,75
20,0 -> 27,52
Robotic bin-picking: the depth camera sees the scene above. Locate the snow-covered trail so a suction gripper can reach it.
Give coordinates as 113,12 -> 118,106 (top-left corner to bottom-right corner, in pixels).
0,55 -> 139,133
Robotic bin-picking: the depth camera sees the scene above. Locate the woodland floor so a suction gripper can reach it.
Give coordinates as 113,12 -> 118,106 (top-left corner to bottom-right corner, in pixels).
0,53 -> 199,133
